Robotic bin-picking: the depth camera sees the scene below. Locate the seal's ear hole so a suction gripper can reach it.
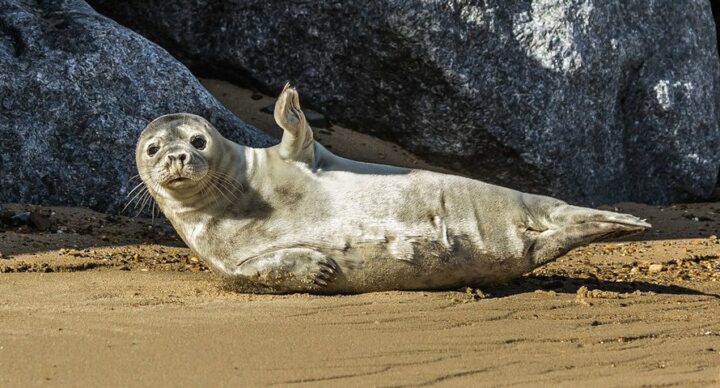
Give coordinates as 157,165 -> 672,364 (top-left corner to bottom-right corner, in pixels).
191,135 -> 207,150
147,145 -> 160,157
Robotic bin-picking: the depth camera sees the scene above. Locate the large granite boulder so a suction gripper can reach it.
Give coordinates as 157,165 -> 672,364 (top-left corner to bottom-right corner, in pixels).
713,1 -> 720,62
90,0 -> 720,205
0,0 -> 272,212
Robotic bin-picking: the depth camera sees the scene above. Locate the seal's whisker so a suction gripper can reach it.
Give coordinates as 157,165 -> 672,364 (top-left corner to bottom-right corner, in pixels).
219,183 -> 239,202
209,179 -> 233,204
215,176 -> 240,201
210,176 -> 240,202
215,170 -> 245,191
206,182 -> 222,208
122,186 -> 149,214
215,175 -> 243,201
207,185 -> 218,206
208,171 -> 244,195
198,184 -> 208,205
133,191 -> 150,211
206,171 -> 234,191
126,181 -> 146,198
196,177 -> 216,207
132,185 -> 149,201
135,191 -> 155,218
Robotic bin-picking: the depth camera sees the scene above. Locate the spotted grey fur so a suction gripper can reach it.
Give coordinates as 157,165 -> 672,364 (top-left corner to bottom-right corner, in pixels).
135,85 -> 650,293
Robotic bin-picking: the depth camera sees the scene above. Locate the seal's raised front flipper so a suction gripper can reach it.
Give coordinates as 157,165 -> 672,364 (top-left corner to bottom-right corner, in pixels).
527,202 -> 651,266
274,83 -> 315,164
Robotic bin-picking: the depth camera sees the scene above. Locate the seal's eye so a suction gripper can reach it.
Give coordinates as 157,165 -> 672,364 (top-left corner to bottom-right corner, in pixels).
191,136 -> 207,150
147,145 -> 159,157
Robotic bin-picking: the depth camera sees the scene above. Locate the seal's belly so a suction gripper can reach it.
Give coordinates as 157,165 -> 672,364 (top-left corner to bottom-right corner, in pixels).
323,232 -> 524,292
304,212 -> 530,292
262,171 -> 535,291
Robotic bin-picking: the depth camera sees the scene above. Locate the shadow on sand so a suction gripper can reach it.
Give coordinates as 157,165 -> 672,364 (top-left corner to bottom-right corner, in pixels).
483,274 -> 720,299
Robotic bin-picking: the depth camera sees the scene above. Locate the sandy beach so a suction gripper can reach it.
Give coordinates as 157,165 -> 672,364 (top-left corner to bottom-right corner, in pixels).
1,80 -> 719,387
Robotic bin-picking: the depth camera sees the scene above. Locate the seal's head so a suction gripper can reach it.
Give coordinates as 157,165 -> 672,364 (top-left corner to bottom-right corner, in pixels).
136,113 -> 222,196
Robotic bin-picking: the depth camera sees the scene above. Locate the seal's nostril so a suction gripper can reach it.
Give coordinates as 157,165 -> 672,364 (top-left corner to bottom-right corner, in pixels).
167,153 -> 187,164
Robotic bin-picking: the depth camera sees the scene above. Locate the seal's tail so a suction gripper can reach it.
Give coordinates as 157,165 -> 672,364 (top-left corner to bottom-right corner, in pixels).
528,201 -> 651,265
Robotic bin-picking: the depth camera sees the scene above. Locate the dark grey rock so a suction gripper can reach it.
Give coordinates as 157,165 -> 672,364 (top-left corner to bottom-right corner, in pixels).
0,0 -> 273,213
90,0 -> 720,204
28,208 -> 52,231
301,109 -> 331,130
712,1 -> 720,67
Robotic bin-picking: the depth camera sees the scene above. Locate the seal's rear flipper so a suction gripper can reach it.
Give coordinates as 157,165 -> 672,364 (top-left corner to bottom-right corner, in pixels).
530,205 -> 651,265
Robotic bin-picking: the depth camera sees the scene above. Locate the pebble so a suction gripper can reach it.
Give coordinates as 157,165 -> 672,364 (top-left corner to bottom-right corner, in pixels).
648,264 -> 664,273
576,286 -> 589,299
534,290 -> 556,297
10,211 -> 31,224
576,286 -> 619,299
588,289 -> 620,299
463,287 -> 487,301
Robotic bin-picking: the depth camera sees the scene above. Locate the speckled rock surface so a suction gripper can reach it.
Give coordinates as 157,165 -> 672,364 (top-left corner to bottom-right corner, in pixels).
90,0 -> 720,205
0,0 -> 272,212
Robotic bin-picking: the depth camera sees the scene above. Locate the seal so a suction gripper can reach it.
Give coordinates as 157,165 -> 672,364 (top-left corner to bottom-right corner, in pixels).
136,84 -> 650,293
